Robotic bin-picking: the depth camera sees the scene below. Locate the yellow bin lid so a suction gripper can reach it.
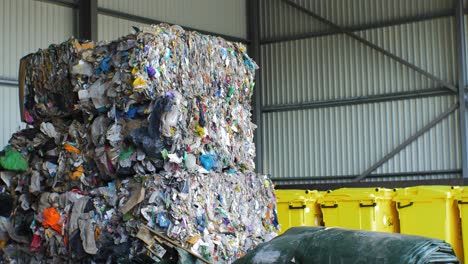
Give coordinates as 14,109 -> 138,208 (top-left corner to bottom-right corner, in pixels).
453,186 -> 468,202
318,188 -> 394,203
275,189 -> 322,203
393,185 -> 460,202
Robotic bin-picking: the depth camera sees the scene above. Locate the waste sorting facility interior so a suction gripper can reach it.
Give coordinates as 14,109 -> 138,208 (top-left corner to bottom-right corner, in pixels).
1,0 -> 468,190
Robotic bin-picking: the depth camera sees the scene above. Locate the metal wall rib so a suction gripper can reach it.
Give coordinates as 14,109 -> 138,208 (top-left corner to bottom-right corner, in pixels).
98,0 -> 247,39
260,17 -> 456,107
262,95 -> 460,180
261,0 -> 455,40
0,0 -> 75,148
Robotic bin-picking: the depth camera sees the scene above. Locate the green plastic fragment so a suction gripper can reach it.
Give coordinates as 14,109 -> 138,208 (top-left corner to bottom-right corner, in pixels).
119,147 -> 135,161
250,82 -> 255,91
0,146 -> 28,171
227,86 -> 235,97
161,149 -> 168,160
123,213 -> 134,222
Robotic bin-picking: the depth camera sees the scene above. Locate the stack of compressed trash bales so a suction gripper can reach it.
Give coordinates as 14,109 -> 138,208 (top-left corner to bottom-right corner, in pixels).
0,24 -> 278,263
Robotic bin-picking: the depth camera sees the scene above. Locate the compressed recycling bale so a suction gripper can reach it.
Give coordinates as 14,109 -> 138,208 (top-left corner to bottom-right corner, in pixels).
19,38 -> 94,124
1,24 -> 278,264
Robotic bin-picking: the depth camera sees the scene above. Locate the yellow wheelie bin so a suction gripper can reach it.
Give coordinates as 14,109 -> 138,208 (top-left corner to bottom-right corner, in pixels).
275,189 -> 323,234
318,188 -> 399,233
394,186 -> 463,262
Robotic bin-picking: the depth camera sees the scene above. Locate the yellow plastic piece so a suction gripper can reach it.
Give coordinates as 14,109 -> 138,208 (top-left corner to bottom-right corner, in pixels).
132,77 -> 147,88
194,124 -> 205,137
275,189 -> 323,235
318,188 -> 399,233
394,186 -> 463,261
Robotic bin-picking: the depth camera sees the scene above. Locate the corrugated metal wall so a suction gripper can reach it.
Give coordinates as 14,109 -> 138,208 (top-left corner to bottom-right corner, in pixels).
262,96 -> 459,178
261,0 -> 454,40
260,0 -> 463,183
0,0 -> 75,148
98,14 -> 150,41
97,0 -> 247,40
261,17 -> 456,106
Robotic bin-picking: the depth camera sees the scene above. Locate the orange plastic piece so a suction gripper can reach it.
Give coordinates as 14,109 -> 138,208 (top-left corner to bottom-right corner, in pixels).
71,166 -> 84,180
64,143 -> 81,154
42,207 -> 63,234
74,41 -> 95,51
95,227 -> 101,240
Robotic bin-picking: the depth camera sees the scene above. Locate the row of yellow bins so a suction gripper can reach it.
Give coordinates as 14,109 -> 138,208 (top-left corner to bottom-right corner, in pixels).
275,186 -> 468,263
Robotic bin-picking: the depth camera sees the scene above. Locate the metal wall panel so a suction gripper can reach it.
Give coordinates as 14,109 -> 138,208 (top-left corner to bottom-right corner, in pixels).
262,95 -> 460,180
0,0 -> 75,79
0,0 -> 75,148
260,17 -> 456,107
98,14 -> 150,42
98,0 -> 247,39
261,0 -> 454,39
0,85 -> 24,148
260,0 -> 331,40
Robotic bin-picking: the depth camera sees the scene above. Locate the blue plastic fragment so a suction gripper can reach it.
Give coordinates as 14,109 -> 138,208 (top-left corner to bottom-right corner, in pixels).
157,212 -> 171,228
125,106 -> 138,119
147,66 -> 156,78
200,154 -> 215,171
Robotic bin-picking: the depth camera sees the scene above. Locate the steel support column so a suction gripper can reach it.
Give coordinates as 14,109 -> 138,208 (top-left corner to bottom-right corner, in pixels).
456,0 -> 468,179
355,103 -> 459,182
78,0 -> 98,41
247,0 -> 263,173
282,0 -> 457,93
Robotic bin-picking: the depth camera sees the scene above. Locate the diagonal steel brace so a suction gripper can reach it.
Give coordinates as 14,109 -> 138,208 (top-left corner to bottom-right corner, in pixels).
355,103 -> 459,182
282,0 -> 457,93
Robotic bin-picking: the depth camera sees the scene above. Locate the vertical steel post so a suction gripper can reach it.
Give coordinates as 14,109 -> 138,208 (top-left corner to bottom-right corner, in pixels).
247,0 -> 263,173
78,0 -> 98,41
456,0 -> 468,179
